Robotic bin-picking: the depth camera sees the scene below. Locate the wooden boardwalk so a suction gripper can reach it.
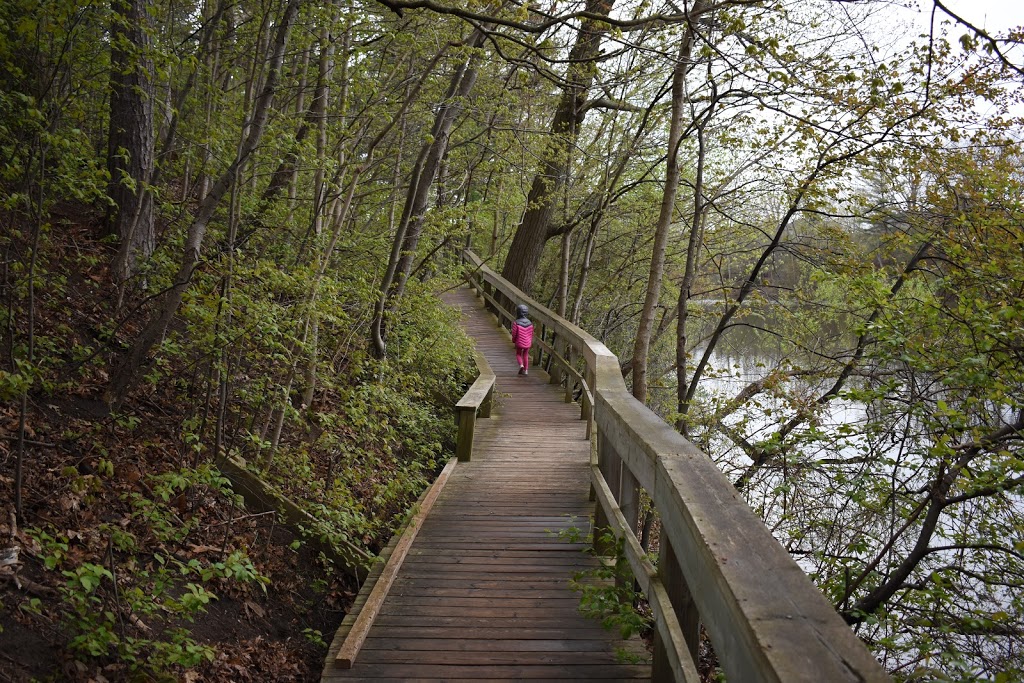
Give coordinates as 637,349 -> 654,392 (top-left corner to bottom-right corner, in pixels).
322,286 -> 650,681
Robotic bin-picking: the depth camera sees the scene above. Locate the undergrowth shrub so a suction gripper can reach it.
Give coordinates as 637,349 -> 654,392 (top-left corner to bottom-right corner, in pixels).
24,464 -> 270,680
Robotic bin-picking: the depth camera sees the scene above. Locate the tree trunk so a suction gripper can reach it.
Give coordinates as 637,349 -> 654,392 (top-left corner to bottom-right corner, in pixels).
557,230 -> 571,317
154,0 -> 229,193
311,11 -> 337,239
197,0 -> 227,203
392,47 -> 481,298
108,0 -> 155,287
106,0 -> 300,407
14,144 -> 44,524
571,213 -> 599,325
631,6 -> 708,402
371,29 -> 485,356
499,0 -> 614,295
676,119 -> 709,434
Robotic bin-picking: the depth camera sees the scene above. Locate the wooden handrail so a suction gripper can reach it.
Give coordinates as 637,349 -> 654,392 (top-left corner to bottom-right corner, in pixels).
470,260 -> 596,435
462,249 -> 889,683
455,347 -> 494,462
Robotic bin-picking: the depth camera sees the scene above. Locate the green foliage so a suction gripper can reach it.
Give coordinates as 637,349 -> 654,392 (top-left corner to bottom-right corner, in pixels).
198,550 -> 268,589
560,525 -> 651,643
26,528 -> 69,570
2,0 -> 1019,678
123,464 -> 236,544
0,362 -> 33,402
302,628 -> 327,647
47,530 -> 266,677
55,550 -> 221,675
16,464 -> 269,677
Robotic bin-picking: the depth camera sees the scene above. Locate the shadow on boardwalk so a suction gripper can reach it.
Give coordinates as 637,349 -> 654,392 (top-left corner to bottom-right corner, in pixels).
321,286 -> 650,681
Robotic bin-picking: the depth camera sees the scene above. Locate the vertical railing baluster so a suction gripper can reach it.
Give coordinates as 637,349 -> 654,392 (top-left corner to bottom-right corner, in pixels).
652,536 -> 700,681
534,324 -> 545,369
473,270 -> 482,298
482,280 -> 493,314
593,427 -> 621,556
582,366 -> 594,438
619,465 -> 640,540
549,333 -> 560,385
480,382 -> 493,418
616,464 -> 642,599
563,346 -> 574,403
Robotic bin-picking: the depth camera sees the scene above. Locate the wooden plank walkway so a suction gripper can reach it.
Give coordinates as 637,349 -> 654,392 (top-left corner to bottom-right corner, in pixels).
322,286 -> 650,681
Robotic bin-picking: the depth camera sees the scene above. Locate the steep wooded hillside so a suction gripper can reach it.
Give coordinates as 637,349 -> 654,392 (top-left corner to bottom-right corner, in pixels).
2,0 -> 1022,680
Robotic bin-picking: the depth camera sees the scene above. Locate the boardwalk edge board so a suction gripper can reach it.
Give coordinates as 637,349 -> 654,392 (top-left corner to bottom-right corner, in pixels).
327,457 -> 458,670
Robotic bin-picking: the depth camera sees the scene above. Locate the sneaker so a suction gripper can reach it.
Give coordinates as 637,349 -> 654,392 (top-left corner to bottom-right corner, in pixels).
518,367 -> 525,375
523,369 -> 528,376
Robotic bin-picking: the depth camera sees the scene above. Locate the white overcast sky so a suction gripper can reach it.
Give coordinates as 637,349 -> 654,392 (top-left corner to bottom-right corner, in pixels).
937,0 -> 1021,33
906,0 -> 1023,94
913,0 -> 1023,122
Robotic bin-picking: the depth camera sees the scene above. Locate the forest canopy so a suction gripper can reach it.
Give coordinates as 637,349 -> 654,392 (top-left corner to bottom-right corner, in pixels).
1,0 -> 1022,680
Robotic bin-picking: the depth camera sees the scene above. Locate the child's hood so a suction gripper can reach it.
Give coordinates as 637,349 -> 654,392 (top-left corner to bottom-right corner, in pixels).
514,304 -> 532,327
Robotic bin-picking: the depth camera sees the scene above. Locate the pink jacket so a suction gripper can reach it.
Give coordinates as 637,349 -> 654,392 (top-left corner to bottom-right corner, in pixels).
511,321 -> 534,349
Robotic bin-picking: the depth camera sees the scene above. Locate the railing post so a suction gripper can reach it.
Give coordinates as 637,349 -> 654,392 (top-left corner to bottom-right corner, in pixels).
582,368 -> 594,439
549,334 -> 562,385
563,346 -> 574,403
480,383 -> 493,418
615,455 -> 641,599
652,535 -> 700,681
455,406 -> 475,462
619,464 -> 640,539
593,426 -> 621,556
482,281 -> 494,314
536,325 -> 544,370
456,349 -> 494,464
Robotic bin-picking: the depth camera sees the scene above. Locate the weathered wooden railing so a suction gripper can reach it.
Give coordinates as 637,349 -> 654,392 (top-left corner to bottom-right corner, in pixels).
454,348 -> 494,462
463,250 -> 889,683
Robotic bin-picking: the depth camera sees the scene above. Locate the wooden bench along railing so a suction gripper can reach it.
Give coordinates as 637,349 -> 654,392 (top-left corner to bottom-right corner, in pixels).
463,250 -> 889,683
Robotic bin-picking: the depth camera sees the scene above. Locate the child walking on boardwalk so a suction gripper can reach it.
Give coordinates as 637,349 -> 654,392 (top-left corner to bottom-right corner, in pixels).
510,304 -> 534,375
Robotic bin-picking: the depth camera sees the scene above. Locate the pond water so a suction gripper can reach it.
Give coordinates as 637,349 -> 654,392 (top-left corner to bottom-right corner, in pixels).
637,310 -> 1023,675
648,343 -> 877,478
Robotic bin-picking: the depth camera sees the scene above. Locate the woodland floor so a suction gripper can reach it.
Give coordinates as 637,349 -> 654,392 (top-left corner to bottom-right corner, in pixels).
0,217 -> 362,682
0,391 -> 359,683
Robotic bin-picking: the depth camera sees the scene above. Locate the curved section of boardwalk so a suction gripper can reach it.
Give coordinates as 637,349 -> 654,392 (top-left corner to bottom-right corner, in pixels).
322,286 -> 649,681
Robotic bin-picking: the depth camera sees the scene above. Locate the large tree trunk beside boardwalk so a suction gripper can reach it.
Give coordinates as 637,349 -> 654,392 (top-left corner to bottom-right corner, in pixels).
107,0 -> 156,287
500,0 -> 614,295
390,40 -> 484,303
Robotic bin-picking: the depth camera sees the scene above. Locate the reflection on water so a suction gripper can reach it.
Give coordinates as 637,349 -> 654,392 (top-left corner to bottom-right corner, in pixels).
658,300 -> 1024,675
696,348 -> 869,468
